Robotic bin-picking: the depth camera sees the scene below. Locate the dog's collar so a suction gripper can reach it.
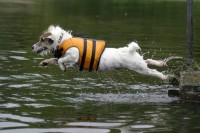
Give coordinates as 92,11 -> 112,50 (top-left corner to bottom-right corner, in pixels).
53,32 -> 64,55
52,45 -> 62,58
51,45 -> 58,53
50,45 -> 60,58
57,32 -> 64,44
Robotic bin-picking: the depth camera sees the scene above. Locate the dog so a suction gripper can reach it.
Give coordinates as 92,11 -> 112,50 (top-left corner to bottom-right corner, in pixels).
32,25 -> 172,80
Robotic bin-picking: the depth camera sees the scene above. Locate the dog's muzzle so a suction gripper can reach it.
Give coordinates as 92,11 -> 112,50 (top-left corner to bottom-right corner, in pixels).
32,45 -> 48,54
36,47 -> 48,53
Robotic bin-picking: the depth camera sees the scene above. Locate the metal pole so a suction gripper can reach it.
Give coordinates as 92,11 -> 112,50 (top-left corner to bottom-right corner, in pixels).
187,0 -> 193,66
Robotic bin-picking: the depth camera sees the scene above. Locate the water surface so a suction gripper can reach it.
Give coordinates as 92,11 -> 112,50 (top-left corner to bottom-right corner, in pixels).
0,0 -> 200,133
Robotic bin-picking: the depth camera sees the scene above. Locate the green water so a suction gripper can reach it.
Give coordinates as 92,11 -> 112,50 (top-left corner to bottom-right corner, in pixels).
0,0 -> 200,132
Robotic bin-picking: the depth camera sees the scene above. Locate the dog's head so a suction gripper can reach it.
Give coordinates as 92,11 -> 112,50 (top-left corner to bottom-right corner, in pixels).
32,32 -> 55,56
32,25 -> 72,56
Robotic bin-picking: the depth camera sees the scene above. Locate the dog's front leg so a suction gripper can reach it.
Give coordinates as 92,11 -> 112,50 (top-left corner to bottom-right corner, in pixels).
58,58 -> 66,71
39,58 -> 58,66
57,47 -> 79,72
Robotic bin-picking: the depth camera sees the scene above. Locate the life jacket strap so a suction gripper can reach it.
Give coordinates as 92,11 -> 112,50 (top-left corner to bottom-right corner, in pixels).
79,38 -> 87,71
89,40 -> 96,71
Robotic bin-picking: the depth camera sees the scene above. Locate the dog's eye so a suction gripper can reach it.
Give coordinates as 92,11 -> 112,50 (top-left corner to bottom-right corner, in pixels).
47,38 -> 54,44
40,38 -> 45,42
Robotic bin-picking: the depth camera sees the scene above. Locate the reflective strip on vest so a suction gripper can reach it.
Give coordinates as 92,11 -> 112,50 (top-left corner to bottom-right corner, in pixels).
57,37 -> 106,71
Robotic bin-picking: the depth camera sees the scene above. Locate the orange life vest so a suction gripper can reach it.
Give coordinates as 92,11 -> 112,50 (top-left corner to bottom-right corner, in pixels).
57,37 -> 106,71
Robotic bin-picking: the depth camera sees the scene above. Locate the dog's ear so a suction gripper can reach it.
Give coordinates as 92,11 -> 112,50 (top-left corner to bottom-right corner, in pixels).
42,32 -> 54,44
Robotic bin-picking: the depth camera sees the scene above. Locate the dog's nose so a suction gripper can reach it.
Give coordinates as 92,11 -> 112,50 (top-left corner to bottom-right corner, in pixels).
32,46 -> 34,50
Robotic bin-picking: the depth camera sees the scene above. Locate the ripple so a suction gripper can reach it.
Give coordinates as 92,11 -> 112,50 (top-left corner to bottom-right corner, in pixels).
0,128 -> 109,133
8,84 -> 32,88
68,122 -> 124,128
51,84 -> 72,88
24,103 -> 53,108
0,56 -> 8,60
0,114 -> 43,123
78,92 -> 178,103
9,56 -> 29,61
10,51 -> 27,54
73,78 -> 86,81
9,97 -> 36,102
0,103 -> 20,108
0,76 -> 11,80
11,73 -> 43,79
92,83 -> 104,87
27,79 -> 42,83
128,84 -> 164,90
0,122 -> 28,129
130,124 -> 155,129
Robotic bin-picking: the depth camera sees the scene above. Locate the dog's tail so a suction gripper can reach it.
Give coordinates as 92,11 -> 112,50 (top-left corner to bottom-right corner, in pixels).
128,42 -> 141,53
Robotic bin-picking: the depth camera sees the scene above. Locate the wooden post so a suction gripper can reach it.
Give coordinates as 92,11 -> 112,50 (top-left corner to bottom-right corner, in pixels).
187,0 -> 193,66
180,71 -> 200,101
169,0 -> 197,100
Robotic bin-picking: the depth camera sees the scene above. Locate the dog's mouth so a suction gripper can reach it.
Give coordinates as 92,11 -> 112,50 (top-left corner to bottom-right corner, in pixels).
36,47 -> 48,54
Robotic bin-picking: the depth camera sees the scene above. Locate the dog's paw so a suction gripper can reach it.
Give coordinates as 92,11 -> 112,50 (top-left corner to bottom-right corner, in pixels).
59,63 -> 66,71
58,61 -> 66,71
158,60 -> 167,67
39,59 -> 50,66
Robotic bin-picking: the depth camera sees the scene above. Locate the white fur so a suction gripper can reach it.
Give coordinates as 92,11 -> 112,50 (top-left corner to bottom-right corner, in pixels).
46,25 -> 73,50
33,25 -> 169,80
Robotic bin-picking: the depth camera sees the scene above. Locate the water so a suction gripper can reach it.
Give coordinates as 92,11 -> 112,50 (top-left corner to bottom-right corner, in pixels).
0,0 -> 200,133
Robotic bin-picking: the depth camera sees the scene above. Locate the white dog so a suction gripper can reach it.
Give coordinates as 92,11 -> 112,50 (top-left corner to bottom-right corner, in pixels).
32,25 -> 172,80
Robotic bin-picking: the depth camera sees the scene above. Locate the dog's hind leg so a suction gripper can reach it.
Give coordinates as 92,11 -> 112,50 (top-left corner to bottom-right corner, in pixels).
127,64 -> 167,80
139,68 -> 167,80
144,68 -> 167,80
145,59 -> 167,67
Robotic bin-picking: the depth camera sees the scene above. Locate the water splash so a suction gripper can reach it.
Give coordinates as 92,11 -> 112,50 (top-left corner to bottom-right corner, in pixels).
162,56 -> 185,85
163,56 -> 183,63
